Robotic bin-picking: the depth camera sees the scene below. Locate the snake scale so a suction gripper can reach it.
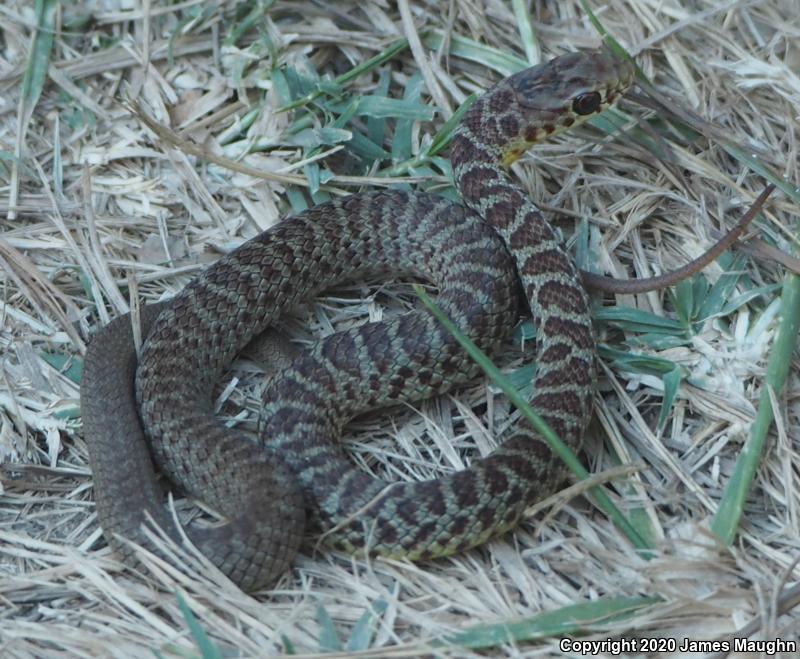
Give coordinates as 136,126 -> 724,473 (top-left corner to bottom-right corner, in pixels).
81,50 -> 635,590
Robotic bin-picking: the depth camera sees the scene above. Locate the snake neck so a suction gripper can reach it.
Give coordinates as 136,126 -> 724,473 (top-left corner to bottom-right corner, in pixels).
450,85 -> 596,440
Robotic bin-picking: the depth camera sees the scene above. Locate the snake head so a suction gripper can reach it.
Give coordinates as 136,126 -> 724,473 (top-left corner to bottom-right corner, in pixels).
499,49 -> 635,165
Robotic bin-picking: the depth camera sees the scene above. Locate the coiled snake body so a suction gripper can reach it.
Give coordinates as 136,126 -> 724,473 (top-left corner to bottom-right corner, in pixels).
81,51 -> 635,590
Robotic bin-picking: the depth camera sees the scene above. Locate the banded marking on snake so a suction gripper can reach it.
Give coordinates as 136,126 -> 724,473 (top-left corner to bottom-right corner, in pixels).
81,50 -> 635,590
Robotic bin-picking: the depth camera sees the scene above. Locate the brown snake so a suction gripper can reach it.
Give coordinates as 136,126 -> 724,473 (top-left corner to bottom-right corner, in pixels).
81,50 -> 767,590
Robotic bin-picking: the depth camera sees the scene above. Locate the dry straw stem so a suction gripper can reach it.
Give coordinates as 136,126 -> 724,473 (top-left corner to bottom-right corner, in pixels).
1,0 -> 799,657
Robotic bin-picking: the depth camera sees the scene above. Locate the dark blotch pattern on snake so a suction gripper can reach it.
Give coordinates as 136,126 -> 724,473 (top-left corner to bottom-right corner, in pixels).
80,50 -> 635,590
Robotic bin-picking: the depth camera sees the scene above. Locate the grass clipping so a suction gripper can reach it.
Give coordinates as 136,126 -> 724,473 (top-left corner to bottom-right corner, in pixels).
1,0 -> 799,656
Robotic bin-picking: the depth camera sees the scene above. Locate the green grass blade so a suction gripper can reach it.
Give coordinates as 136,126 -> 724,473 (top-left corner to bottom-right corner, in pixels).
696,253 -> 750,321
380,94 -> 476,178
356,95 -> 435,121
670,278 -> 696,329
711,249 -> 800,544
511,0 -> 539,64
347,131 -> 391,162
278,38 -> 410,112
52,114 -> 62,195
280,634 -> 296,655
367,69 -> 390,147
12,0 -> 57,217
598,347 -> 682,429
415,286 -> 652,553
437,596 -> 661,648
578,0 -> 638,72
224,0 -> 275,47
345,598 -> 388,651
594,306 -> 685,334
658,366 -> 681,430
19,0 -> 57,124
423,32 -> 528,77
720,142 -> 800,204
391,72 -> 425,162
174,591 -> 223,659
714,284 -> 781,319
316,604 -> 343,652
425,94 -> 475,157
40,351 -> 82,384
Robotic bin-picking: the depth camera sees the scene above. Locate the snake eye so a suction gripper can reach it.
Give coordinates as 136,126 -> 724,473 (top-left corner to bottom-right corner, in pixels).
572,91 -> 602,115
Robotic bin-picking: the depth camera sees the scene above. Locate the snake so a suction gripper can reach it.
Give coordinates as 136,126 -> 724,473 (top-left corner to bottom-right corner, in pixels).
81,50 -> 636,590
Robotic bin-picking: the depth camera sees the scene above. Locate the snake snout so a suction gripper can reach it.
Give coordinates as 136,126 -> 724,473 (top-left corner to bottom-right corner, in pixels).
511,49 -> 634,117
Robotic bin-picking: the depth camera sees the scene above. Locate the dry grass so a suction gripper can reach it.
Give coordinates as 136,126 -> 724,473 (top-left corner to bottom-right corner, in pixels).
1,1 -> 799,657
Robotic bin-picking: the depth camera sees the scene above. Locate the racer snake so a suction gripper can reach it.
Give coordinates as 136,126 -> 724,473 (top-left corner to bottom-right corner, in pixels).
82,50 -> 637,590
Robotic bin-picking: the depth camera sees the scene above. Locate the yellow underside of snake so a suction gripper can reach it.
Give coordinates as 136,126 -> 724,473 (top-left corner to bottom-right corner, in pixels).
80,50 -> 635,590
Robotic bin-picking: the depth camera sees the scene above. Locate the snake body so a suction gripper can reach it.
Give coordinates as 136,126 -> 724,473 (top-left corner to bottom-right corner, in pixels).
82,50 -> 635,590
